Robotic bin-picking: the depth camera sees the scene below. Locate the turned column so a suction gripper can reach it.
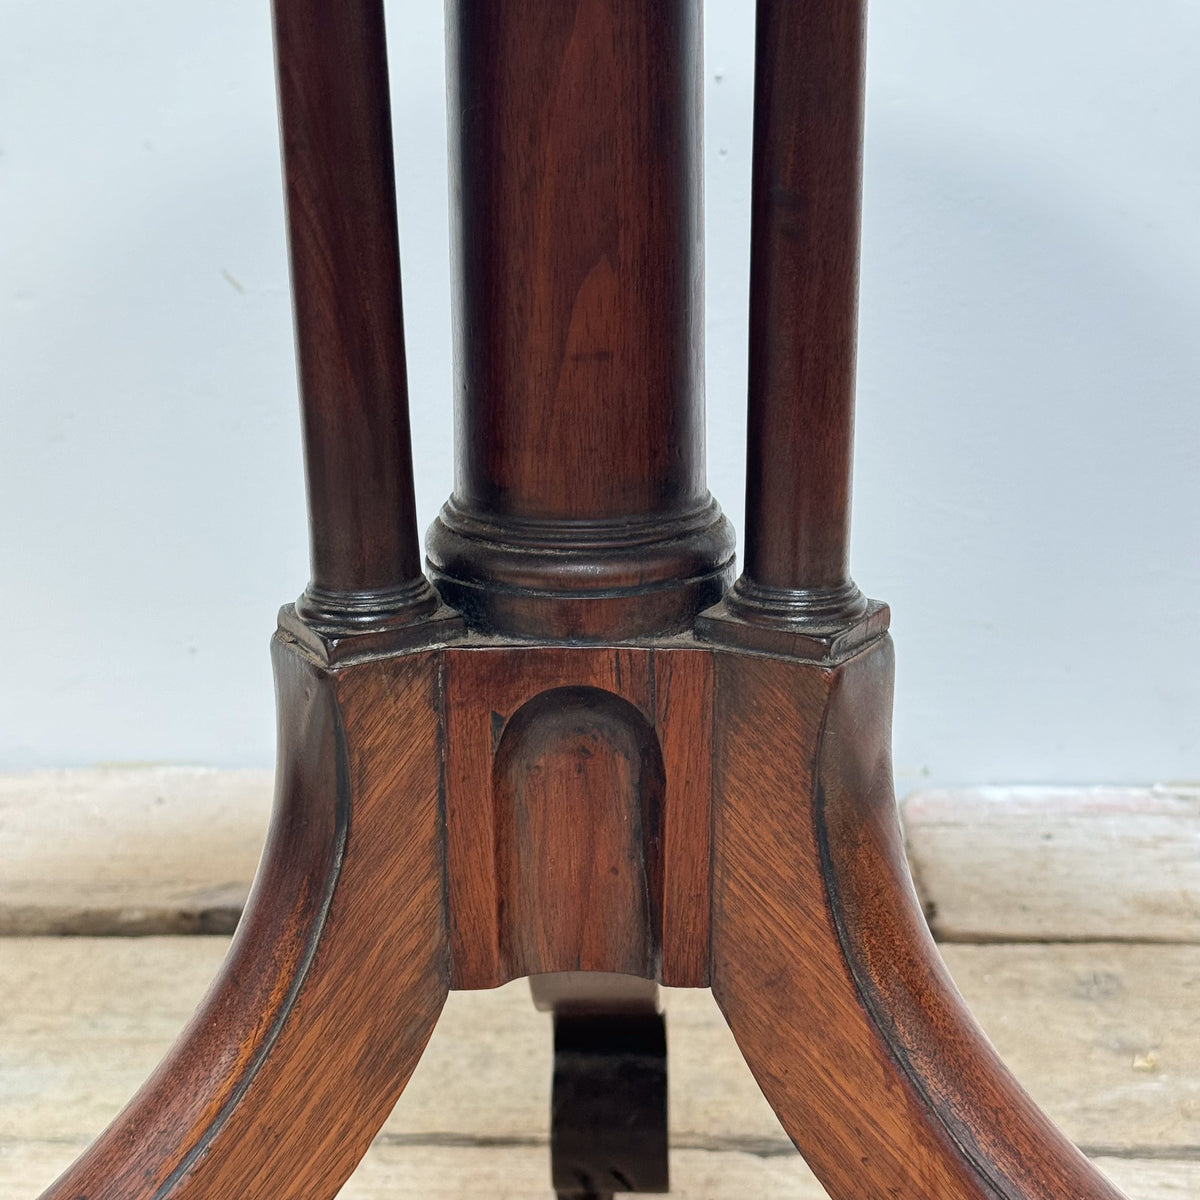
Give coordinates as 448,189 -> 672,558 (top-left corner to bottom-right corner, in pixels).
427,0 -> 734,639
738,0 -> 867,620
275,0 -> 439,635
697,0 -> 888,659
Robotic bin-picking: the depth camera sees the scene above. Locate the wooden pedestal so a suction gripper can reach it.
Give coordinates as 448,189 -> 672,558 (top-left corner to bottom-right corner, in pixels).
36,1 -> 1128,1197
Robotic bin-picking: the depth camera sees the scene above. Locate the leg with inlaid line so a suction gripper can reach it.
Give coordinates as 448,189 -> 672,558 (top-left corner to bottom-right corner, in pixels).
709,637 -> 1125,1199
39,639 -> 451,1200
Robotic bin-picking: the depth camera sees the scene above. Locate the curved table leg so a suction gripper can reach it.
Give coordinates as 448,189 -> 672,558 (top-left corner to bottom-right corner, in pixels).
710,637 -> 1126,1199
40,637 -> 450,1200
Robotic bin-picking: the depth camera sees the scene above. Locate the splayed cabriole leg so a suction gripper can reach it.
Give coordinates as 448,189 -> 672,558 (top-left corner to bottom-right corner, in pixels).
39,631 -> 1128,1200
33,0 -> 1133,1194
40,637 -> 450,1200
710,636 -> 1124,1199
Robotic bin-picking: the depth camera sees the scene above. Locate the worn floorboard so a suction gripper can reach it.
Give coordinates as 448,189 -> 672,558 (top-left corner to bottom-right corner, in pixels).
6,1140 -> 1196,1200
4,771 -> 1196,1195
0,768 -> 271,935
903,786 -> 1200,943
2,937 -> 1196,1198
4,771 -> 1199,943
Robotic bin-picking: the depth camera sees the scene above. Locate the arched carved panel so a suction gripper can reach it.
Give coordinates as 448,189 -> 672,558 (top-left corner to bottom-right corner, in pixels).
492,686 -> 665,979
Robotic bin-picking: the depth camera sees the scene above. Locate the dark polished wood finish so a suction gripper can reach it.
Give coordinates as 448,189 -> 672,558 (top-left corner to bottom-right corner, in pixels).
743,0 -> 866,603
551,1007 -> 669,1199
697,0 -> 881,658
711,639 -> 1123,1198
43,641 -> 449,1199
39,2 -> 1128,1198
442,650 -> 654,988
442,646 -> 711,991
427,0 -> 734,639
275,0 -> 439,634
40,639 -> 1125,1200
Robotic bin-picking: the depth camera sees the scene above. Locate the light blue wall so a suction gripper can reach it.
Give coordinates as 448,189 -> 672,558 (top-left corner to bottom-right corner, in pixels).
3,1 -> 1197,788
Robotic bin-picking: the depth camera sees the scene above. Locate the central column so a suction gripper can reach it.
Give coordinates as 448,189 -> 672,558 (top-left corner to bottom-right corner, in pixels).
428,0 -> 734,639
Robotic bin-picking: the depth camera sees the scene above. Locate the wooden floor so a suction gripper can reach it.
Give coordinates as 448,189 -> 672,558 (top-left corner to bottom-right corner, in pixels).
1,770 -> 1197,1198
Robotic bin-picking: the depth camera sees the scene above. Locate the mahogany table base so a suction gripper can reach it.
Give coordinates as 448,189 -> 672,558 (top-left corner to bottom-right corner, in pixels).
35,1 -> 1128,1195
39,622 -> 1122,1200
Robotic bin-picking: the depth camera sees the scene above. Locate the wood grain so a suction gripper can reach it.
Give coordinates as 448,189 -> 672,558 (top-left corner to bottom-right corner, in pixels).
443,647 -> 652,989
17,1 -> 1155,1193
274,0 -> 437,631
442,645 -> 711,990
904,787 -> 1200,943
711,646 -> 986,1198
739,0 -> 867,610
13,634 -> 1154,1198
654,648 -> 714,985
712,638 -> 1127,1198
427,0 -> 734,637
36,640 -> 449,1200
494,685 -> 662,980
9,1140 -> 1200,1200
10,771 -> 1192,944
444,0 -> 705,521
819,640 -> 1125,1197
6,940 -> 1195,1197
0,767 -> 272,935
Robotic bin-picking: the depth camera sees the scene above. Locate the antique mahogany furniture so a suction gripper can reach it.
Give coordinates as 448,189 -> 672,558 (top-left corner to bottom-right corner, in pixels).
41,2 -> 1127,1198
